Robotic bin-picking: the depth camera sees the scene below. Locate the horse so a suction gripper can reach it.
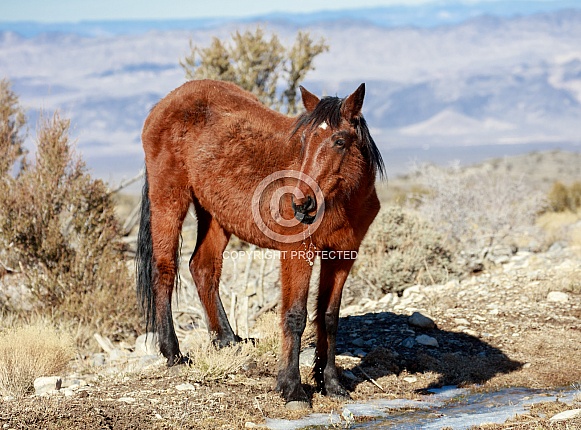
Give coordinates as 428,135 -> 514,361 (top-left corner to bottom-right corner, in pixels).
136,79 -> 384,407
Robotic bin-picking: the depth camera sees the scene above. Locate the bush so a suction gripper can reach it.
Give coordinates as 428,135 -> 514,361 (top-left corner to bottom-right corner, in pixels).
180,27 -> 328,114
349,206 -> 459,297
547,180 -> 581,213
0,82 -> 139,347
0,322 -> 75,398
413,163 -> 546,256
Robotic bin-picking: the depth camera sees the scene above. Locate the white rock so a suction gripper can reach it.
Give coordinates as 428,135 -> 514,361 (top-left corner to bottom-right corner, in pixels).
118,397 -> 135,403
34,376 -> 62,395
550,408 -> 581,421
135,333 -> 158,355
415,335 -> 439,347
403,376 -> 417,383
175,383 -> 196,391
547,291 -> 569,303
299,347 -> 316,367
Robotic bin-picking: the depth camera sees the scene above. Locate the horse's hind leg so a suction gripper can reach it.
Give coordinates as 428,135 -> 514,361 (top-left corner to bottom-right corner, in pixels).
149,182 -> 190,366
189,200 -> 237,346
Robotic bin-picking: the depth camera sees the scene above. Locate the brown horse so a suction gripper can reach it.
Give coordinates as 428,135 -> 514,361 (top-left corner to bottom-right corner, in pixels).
136,79 -> 384,407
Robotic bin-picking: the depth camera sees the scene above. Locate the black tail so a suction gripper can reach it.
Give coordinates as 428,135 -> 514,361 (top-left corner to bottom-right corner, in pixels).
136,170 -> 156,335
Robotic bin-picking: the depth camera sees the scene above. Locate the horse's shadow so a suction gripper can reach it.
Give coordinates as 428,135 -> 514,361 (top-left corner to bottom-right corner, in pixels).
328,311 -> 522,392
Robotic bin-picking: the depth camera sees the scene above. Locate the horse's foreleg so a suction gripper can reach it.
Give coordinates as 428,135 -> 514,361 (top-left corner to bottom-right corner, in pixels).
276,255 -> 312,406
314,257 -> 354,398
190,205 -> 235,347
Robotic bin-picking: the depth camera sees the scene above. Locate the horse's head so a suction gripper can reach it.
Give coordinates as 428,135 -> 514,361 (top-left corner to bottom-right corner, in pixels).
291,84 -> 384,224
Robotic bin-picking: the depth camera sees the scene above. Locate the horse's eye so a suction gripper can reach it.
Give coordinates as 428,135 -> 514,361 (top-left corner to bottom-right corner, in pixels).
334,138 -> 346,148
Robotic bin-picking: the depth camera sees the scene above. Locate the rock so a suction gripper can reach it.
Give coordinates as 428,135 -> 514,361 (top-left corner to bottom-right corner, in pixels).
342,370 -> 357,381
550,408 -> 581,421
401,337 -> 416,348
403,376 -> 417,383
454,318 -> 470,326
415,335 -> 439,348
351,338 -> 365,347
109,348 -> 128,361
342,408 -> 355,424
299,347 -> 315,367
285,400 -> 310,410
118,397 -> 135,404
91,353 -> 106,367
402,285 -> 423,298
547,291 -> 569,303
408,312 -> 436,329
175,383 -> 196,391
34,376 -> 62,395
135,333 -> 158,356
548,241 -> 566,253
378,293 -> 396,306
245,422 -> 267,428
353,349 -> 367,358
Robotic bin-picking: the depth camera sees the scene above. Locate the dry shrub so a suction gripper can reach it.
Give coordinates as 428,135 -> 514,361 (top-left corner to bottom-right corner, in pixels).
536,211 -> 581,247
0,322 -> 75,398
547,180 -> 581,213
413,163 -> 546,256
349,206 -> 459,297
0,81 -> 139,347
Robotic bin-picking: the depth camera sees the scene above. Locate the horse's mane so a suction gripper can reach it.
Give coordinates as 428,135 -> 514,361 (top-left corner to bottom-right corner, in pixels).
292,96 -> 385,179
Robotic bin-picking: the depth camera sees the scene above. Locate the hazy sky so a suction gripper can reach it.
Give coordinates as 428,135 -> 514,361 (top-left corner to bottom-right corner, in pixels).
0,0 -> 538,22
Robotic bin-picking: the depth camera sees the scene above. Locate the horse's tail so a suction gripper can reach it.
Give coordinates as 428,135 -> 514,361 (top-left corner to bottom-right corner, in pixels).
136,169 -> 156,335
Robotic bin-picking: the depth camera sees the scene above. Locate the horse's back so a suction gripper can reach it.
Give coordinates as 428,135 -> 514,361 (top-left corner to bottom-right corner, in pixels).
144,80 -> 262,134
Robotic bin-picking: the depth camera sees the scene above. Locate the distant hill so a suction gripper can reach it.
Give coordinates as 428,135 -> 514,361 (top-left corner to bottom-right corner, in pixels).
0,6 -> 580,184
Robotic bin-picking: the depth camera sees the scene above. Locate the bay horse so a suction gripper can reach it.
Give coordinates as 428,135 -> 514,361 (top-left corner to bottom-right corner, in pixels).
136,79 -> 384,407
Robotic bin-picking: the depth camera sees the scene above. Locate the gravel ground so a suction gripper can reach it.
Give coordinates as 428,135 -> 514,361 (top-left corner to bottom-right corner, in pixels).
0,245 -> 580,429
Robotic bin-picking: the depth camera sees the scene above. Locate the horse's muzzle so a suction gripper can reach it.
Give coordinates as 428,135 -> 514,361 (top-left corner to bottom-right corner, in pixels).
292,195 -> 317,225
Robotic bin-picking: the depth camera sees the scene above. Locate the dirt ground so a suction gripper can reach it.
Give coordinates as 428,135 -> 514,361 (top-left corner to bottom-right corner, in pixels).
1,246 -> 580,429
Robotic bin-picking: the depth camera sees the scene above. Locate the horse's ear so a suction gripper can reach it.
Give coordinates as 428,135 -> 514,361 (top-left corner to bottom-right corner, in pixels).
300,86 -> 320,113
341,83 -> 365,120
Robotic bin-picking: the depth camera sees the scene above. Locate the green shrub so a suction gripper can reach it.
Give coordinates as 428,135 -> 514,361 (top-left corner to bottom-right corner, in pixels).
181,27 -> 328,114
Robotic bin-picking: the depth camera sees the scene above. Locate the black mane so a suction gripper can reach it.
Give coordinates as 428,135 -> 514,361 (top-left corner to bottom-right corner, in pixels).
292,96 -> 386,179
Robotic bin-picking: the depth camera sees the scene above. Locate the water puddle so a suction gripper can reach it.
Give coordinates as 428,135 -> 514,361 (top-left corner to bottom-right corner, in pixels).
265,386 -> 579,429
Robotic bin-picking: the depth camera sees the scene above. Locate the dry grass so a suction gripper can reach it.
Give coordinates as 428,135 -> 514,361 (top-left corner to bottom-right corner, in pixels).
252,311 -> 281,356
183,334 -> 257,383
0,321 -> 75,398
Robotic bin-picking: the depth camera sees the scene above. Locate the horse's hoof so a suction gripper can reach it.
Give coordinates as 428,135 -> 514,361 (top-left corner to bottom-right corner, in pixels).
285,401 -> 310,410
166,353 -> 189,367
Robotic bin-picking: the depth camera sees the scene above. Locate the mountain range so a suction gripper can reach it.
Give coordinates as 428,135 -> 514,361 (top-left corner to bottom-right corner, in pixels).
1,4 -> 580,184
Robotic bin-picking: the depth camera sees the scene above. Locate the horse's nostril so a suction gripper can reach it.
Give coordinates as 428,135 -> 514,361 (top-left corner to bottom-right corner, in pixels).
304,196 -> 316,212
293,195 -> 316,214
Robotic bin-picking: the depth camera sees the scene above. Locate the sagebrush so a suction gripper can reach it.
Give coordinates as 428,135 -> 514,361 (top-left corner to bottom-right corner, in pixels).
0,80 -> 139,347
181,27 -> 328,114
348,206 -> 459,297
